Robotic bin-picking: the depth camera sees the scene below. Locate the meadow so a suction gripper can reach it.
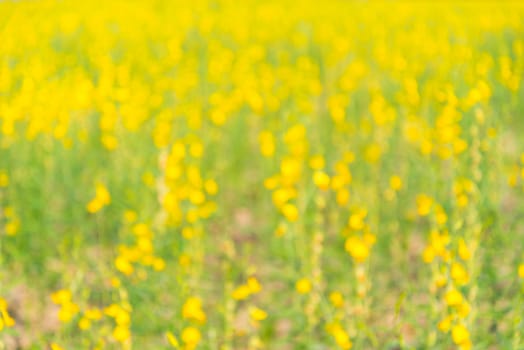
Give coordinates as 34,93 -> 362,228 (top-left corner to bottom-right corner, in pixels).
1,1 -> 524,349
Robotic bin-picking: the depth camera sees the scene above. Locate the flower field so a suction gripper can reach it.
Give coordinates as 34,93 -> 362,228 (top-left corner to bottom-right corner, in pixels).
1,1 -> 524,349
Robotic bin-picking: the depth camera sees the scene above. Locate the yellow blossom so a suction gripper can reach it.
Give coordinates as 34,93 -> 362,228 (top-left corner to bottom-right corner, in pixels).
166,331 -> 180,348
451,324 -> 470,345
0,297 -> 15,329
247,277 -> 262,294
115,256 -> 134,276
345,236 -> 370,263
313,171 -> 330,190
416,194 -> 433,216
438,316 -> 452,333
309,155 -> 325,170
389,175 -> 402,191
58,302 -> 79,323
281,203 -> 299,222
5,220 -> 19,236
85,308 -> 102,320
326,322 -> 352,349
51,289 -> 72,305
181,327 -> 201,349
78,317 -> 91,330
445,289 -> 463,307
451,262 -> 469,285
0,172 -> 8,187
295,278 -> 312,294
458,239 -> 471,261
232,285 -> 251,300
336,189 -> 350,206
329,291 -> 344,308
182,297 -> 206,324
113,325 -> 131,343
87,183 -> 111,213
249,306 -> 268,321
259,131 -> 275,157
348,209 -> 367,231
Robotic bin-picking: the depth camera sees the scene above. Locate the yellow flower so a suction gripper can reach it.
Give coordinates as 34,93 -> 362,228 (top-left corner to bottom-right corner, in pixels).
329,291 -> 344,308
326,322 -> 352,349
416,194 -> 433,216
296,278 -> 312,294
336,189 -> 350,206
458,239 -> 471,261
313,171 -> 330,190
78,317 -> 91,330
280,157 -> 302,182
389,175 -> 402,191
272,187 -> 297,207
0,297 -> 15,329
189,141 -> 203,158
182,227 -> 195,239
451,324 -> 470,345
51,289 -> 72,305
3,207 -> 14,218
85,308 -> 102,320
364,143 -> 382,164
113,325 -> 131,343
309,155 -> 325,170
348,209 -> 367,231
204,179 -> 218,195
457,194 -> 468,208
179,254 -> 191,267
445,289 -> 463,307
101,134 -> 118,150
459,341 -> 472,350
331,175 -> 346,191
281,203 -> 299,222
50,344 -> 65,350
181,327 -> 201,349
458,301 -> 471,318
518,263 -> 524,278
153,258 -> 166,271
5,220 -> 19,236
333,328 -> 352,349
422,246 -> 435,264
247,277 -> 262,294
133,223 -> 152,237
435,205 -> 447,226
258,131 -> 275,157
114,309 -> 130,326
345,236 -> 370,263
434,273 -> 447,289
58,302 -> 79,323
249,306 -> 268,321
182,297 -> 206,324
451,262 -> 469,285
363,232 -> 376,246
171,142 -> 186,160
166,331 -> 180,348
115,256 -> 134,276
0,171 -> 8,187
264,176 -> 280,190
232,285 -> 251,300
437,316 -> 452,333
86,183 -> 111,213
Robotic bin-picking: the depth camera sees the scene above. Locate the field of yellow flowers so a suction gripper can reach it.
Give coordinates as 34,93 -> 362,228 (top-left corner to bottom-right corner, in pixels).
1,0 -> 524,349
